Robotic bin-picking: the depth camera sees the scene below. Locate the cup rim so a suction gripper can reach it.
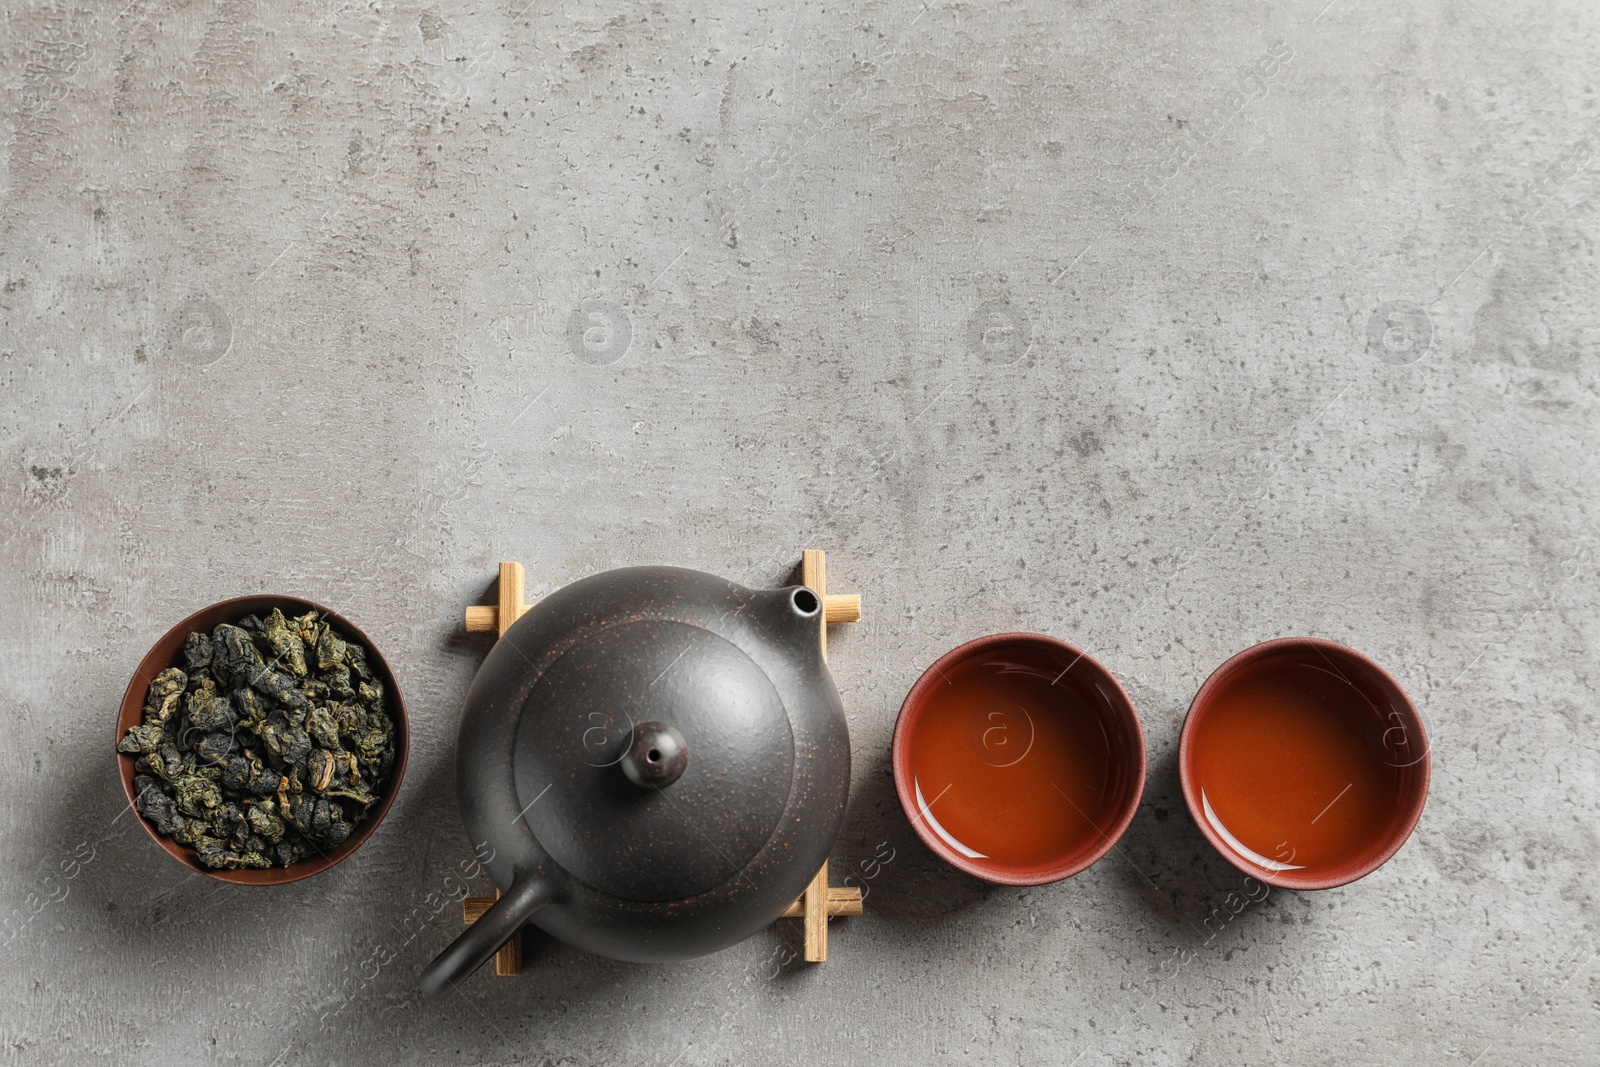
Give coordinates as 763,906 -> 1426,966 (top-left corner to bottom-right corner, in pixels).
115,595 -> 409,886
1178,636 -> 1430,891
892,631 -> 1147,887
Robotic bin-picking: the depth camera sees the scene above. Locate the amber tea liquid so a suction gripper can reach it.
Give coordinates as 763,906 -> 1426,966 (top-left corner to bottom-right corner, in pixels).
1188,651 -> 1415,876
901,644 -> 1138,875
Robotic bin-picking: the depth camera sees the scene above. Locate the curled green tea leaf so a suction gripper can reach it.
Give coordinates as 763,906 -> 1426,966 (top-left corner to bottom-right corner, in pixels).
143,668 -> 187,724
182,631 -> 213,671
173,774 -> 223,818
117,723 -> 165,755
260,608 -> 309,678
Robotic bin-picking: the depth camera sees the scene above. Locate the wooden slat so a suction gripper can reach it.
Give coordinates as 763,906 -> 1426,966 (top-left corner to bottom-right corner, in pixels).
823,593 -> 861,623
458,563 -> 533,978
497,562 -> 525,638
779,885 -> 862,918
803,862 -> 829,962
801,549 -> 827,661
464,605 -> 499,632
473,561 -> 847,634
467,885 -> 864,924
465,567 -> 537,633
495,893 -> 522,976
454,889 -> 523,977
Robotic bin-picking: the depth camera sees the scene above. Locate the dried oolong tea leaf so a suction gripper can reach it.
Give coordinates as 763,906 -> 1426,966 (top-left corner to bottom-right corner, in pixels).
251,664 -> 308,710
260,720 -> 313,766
195,836 -> 271,870
346,643 -> 373,682
307,748 -> 337,792
233,687 -> 270,730
185,684 -> 235,733
133,776 -> 187,837
247,799 -> 286,843
119,607 -> 397,870
136,740 -> 187,782
173,773 -> 223,819
143,668 -> 187,725
211,624 -> 263,689
306,706 -> 340,750
258,608 -> 309,678
194,731 -> 237,764
182,631 -> 213,672
316,628 -> 347,671
117,722 -> 165,755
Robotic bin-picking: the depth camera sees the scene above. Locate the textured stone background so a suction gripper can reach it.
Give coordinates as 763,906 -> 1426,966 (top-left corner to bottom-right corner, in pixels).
2,0 -> 1597,1064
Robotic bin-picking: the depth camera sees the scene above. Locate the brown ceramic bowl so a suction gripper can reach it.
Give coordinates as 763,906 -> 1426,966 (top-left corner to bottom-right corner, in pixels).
115,595 -> 408,885
892,633 -> 1146,886
1178,638 -> 1429,890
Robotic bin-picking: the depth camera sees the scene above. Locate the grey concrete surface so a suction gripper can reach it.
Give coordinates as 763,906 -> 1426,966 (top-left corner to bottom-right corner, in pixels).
2,0 -> 1597,1063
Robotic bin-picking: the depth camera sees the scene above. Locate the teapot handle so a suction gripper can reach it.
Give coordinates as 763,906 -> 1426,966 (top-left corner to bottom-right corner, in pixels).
421,872 -> 552,999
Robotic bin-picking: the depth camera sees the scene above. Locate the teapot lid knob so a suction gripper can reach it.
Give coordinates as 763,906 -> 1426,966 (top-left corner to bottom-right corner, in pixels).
620,721 -> 688,789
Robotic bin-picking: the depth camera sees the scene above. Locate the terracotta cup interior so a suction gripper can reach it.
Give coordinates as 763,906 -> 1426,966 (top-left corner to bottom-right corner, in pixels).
115,595 -> 409,886
892,633 -> 1146,886
1178,637 -> 1429,891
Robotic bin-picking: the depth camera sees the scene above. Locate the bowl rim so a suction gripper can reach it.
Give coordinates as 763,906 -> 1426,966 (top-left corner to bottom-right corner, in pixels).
1177,636 -> 1431,891
891,631 -> 1147,887
115,594 -> 409,886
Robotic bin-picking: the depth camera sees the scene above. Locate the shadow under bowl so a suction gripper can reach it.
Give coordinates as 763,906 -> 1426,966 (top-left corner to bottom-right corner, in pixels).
1178,637 -> 1429,891
892,632 -> 1146,886
114,595 -> 409,886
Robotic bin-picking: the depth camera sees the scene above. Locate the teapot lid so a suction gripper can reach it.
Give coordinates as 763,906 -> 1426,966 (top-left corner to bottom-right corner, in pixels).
512,616 -> 797,901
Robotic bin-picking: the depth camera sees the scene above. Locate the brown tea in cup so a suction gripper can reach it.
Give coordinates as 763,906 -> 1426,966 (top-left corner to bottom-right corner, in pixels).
1179,638 -> 1429,889
893,633 -> 1146,885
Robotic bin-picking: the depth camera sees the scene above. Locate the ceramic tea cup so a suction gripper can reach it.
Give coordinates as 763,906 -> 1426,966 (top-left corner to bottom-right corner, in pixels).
1179,637 -> 1429,890
892,633 -> 1146,886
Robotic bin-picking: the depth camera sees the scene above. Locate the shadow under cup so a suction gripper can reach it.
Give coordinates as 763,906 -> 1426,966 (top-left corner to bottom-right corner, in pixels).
893,634 -> 1146,886
1179,638 -> 1430,891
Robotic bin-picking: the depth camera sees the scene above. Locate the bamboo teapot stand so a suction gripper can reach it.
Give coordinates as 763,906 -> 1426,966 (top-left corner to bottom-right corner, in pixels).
460,550 -> 862,975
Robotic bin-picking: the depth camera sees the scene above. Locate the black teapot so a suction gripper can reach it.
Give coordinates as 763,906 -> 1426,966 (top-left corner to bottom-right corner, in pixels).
421,566 -> 851,997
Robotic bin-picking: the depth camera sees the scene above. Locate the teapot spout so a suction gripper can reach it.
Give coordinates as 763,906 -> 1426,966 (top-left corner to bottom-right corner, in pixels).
769,585 -> 825,653
787,585 -> 823,621
420,871 -> 553,999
